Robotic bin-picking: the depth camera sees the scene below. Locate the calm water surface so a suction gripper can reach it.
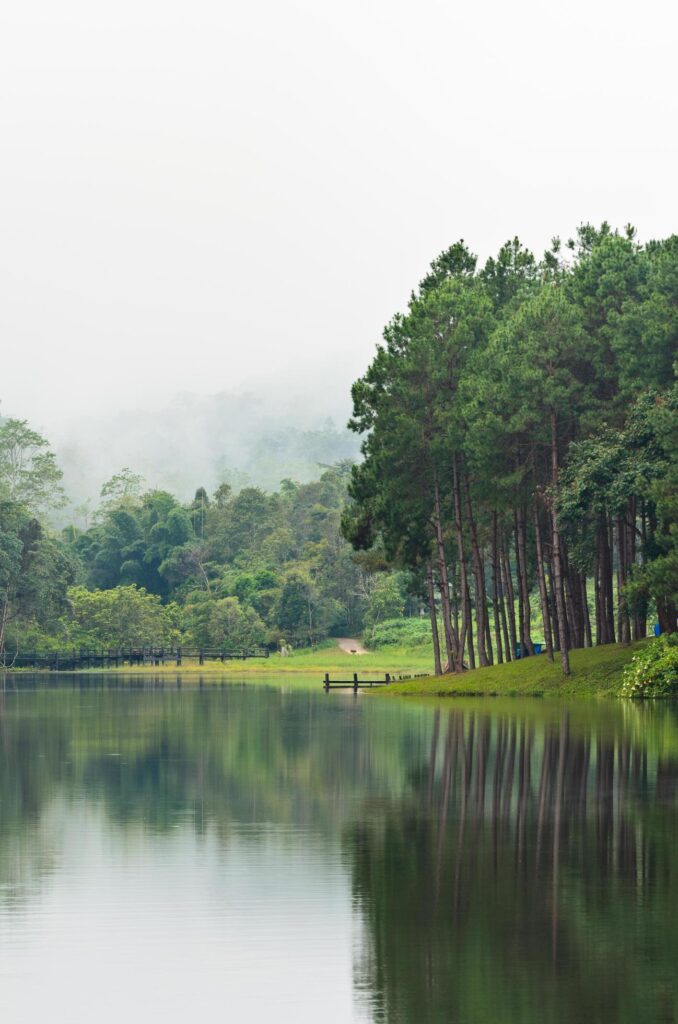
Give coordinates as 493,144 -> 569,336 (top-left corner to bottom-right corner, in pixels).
1,676 -> 677,1023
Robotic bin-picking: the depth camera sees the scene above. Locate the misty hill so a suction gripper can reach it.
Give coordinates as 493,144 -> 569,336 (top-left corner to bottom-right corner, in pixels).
51,389 -> 359,514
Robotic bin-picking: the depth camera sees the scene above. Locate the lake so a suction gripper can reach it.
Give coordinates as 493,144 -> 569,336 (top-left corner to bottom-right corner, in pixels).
0,676 -> 677,1023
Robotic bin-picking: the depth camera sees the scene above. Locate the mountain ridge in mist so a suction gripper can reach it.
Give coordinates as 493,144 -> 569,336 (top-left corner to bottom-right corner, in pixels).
50,387 -> 359,517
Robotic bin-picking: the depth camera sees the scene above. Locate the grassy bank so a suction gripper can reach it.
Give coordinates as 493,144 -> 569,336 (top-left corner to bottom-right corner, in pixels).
62,643 -> 434,679
375,642 -> 644,698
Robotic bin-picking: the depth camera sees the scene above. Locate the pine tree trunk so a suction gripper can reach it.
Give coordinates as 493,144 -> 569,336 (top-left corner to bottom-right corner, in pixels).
501,541 -> 517,660
616,516 -> 630,644
657,597 -> 678,635
533,503 -> 554,661
491,512 -> 504,664
598,516 -> 618,643
484,608 -> 494,666
561,546 -> 577,649
426,562 -> 443,676
550,410 -> 570,674
464,474 -> 489,666
548,556 -> 561,651
594,547 -> 602,645
432,473 -> 459,670
565,558 -> 584,649
465,585 -> 476,669
606,517 -> 616,643
514,509 -> 534,656
452,454 -> 472,669
597,515 -> 615,644
581,575 -> 593,647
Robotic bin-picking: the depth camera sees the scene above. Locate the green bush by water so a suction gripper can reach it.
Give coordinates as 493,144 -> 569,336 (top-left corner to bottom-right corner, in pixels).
620,635 -> 678,698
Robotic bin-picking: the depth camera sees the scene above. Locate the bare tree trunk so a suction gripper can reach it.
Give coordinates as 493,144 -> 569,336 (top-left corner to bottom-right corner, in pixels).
616,516 -> 630,644
484,609 -> 494,666
548,555 -> 560,651
514,508 -> 534,657
501,541 -> 517,660
427,562 -> 443,676
452,454 -> 472,669
550,410 -> 570,674
533,503 -> 554,661
597,515 -> 615,644
433,473 -> 458,671
594,546 -> 602,645
657,596 -> 678,635
465,585 -> 476,669
464,475 -> 489,666
582,575 -> 593,648
491,512 -> 504,664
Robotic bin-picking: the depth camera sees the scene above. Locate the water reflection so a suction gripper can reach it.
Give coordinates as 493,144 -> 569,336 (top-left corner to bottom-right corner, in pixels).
1,680 -> 677,1023
348,707 -> 678,1024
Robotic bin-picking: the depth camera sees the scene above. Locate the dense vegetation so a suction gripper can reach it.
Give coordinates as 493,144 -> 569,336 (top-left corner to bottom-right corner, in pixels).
0,421 -> 415,657
621,635 -> 678,698
343,224 -> 678,675
1,223 -> 676,674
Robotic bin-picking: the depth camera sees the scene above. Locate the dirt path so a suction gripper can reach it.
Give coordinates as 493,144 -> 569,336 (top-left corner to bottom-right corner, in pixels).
336,637 -> 369,655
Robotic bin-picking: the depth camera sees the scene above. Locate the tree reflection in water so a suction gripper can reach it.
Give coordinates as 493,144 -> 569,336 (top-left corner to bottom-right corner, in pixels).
1,681 -> 677,1023
347,708 -> 678,1024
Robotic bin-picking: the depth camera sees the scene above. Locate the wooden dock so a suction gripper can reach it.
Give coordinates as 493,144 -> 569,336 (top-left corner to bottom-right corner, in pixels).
0,646 -> 270,671
323,672 -> 394,692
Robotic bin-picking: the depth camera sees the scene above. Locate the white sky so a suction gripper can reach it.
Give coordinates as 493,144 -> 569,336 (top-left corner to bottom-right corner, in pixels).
1,0 -> 676,430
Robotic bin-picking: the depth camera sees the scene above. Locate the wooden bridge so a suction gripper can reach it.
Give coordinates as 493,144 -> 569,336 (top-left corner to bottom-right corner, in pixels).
0,646 -> 270,671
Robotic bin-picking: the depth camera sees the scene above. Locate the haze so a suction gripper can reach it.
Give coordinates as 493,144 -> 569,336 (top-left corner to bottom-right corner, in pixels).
1,0 -> 676,442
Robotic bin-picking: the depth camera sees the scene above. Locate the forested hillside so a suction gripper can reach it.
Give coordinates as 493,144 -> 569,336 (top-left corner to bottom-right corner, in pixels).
343,224 -> 678,674
0,433 -> 415,655
1,223 -> 676,670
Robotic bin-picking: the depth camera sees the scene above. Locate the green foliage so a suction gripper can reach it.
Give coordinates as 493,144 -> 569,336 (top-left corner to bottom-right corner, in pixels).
273,571 -> 339,645
365,616 -> 433,649
363,576 -> 405,631
64,585 -> 181,648
344,224 -> 678,677
66,463 -> 376,647
0,419 -> 65,513
620,636 -> 678,698
99,467 -> 145,511
184,594 -> 266,649
0,498 -> 74,653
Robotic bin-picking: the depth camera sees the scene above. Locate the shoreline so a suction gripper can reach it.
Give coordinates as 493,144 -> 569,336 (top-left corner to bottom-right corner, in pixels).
1,645 -> 432,681
371,642 -> 644,699
2,642 -> 644,698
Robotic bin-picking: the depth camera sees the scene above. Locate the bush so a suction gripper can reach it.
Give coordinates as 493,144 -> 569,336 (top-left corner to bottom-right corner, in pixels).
64,585 -> 181,648
363,576 -> 405,632
364,617 -> 433,649
620,635 -> 678,698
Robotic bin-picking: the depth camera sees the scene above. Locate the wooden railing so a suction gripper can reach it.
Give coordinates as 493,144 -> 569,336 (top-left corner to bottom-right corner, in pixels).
1,646 -> 270,671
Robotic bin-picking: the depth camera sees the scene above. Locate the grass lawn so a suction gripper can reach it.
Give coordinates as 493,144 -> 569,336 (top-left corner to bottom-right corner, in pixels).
374,641 -> 645,698
70,642 -> 434,680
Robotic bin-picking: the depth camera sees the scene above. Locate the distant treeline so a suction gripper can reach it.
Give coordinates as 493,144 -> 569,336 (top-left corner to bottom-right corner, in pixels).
0,432 -> 414,655
342,224 -> 678,674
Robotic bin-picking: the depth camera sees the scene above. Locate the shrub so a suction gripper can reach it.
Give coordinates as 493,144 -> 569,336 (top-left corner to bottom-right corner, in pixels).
64,585 -> 181,648
363,576 -> 405,632
364,617 -> 433,649
620,635 -> 678,698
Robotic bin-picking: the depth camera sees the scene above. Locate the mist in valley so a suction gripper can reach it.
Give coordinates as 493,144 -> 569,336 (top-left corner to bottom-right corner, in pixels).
1,379 -> 359,522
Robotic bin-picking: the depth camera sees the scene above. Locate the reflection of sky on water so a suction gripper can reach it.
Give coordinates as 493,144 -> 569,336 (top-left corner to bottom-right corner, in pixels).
0,805 -> 367,1024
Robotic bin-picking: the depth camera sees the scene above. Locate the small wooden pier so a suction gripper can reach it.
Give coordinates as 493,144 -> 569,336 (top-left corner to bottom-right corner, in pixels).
1,646 -> 270,671
323,672 -> 393,692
